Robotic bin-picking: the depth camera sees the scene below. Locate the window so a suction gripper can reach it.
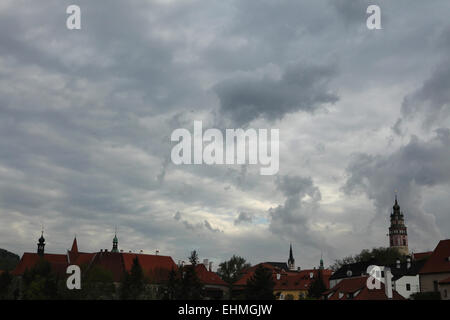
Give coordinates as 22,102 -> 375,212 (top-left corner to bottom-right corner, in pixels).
433,281 -> 439,292
406,283 -> 411,291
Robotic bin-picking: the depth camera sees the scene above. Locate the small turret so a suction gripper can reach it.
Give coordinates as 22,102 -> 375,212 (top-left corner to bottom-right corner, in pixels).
112,231 -> 119,253
37,231 -> 45,256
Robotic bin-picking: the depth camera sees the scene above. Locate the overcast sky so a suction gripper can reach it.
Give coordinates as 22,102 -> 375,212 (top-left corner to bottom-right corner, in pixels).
1,0 -> 450,270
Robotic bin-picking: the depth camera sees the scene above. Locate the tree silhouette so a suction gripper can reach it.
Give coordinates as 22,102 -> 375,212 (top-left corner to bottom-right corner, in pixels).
120,256 -> 147,299
218,255 -> 251,298
245,265 -> 275,300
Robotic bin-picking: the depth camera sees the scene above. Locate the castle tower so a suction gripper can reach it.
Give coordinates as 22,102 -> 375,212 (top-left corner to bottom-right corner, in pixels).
388,195 -> 409,255
37,231 -> 45,256
288,243 -> 295,270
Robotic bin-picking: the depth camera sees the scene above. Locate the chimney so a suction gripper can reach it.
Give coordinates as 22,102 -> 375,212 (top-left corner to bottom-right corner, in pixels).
384,267 -> 393,299
396,259 -> 401,269
406,257 -> 411,269
203,259 -> 209,267
209,262 -> 213,272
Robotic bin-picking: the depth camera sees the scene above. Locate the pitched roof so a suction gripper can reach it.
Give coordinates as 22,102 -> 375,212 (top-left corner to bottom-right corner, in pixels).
412,251 -> 433,261
193,264 -> 227,286
329,260 -> 375,280
324,276 -> 404,300
389,259 -> 427,281
12,252 -> 68,276
419,239 -> 450,274
122,253 -> 176,273
234,263 -> 333,290
265,262 -> 289,271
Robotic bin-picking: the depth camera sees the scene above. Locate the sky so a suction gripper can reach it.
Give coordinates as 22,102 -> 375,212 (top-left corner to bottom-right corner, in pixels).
0,0 -> 450,270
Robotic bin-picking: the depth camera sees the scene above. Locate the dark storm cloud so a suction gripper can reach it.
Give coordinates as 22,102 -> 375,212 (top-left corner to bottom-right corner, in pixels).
268,175 -> 333,255
215,63 -> 338,125
343,130 -> 450,245
401,61 -> 450,128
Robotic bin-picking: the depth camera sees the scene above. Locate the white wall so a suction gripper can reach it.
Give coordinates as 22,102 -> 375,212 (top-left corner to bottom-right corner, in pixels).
394,275 -> 420,299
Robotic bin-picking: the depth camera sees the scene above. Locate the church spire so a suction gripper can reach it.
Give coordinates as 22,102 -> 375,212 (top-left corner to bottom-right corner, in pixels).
288,243 -> 295,271
319,253 -> 324,270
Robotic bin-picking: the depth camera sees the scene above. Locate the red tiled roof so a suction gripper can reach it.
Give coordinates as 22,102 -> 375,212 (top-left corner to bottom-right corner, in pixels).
194,264 -> 227,286
72,252 -> 96,266
234,263 -> 282,286
439,276 -> 450,284
122,253 -> 176,273
89,251 -> 125,282
234,263 -> 333,290
12,252 -> 68,276
122,253 -> 177,283
325,276 -> 404,300
419,239 -> 450,274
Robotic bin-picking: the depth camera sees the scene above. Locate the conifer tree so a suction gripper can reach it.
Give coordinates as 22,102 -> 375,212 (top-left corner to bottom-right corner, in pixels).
245,265 -> 275,300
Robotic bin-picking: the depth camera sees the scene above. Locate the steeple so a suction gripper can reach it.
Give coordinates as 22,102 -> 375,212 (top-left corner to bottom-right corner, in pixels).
112,229 -> 119,253
288,243 -> 295,271
37,230 -> 45,256
319,253 -> 324,270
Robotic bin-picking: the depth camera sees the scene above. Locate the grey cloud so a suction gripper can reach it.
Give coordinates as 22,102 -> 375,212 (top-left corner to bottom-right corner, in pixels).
268,176 -> 332,254
174,211 -> 223,233
234,212 -> 253,225
343,130 -> 450,247
215,63 -> 338,125
402,61 -> 450,128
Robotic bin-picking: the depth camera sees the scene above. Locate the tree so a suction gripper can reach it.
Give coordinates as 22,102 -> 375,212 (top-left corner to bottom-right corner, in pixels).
245,265 -> 275,300
163,267 -> 181,300
120,256 -> 147,299
82,265 -> 116,299
21,259 -> 60,300
0,271 -> 13,299
330,247 -> 407,271
308,269 -> 327,299
0,249 -> 20,271
179,250 -> 203,300
218,255 -> 251,298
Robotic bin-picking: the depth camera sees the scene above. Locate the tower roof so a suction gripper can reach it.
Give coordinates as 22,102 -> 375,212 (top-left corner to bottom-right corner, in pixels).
38,231 -> 45,244
70,237 -> 78,253
288,243 -> 295,263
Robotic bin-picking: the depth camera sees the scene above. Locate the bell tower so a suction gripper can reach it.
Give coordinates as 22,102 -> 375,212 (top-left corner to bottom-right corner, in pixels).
388,194 -> 409,255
